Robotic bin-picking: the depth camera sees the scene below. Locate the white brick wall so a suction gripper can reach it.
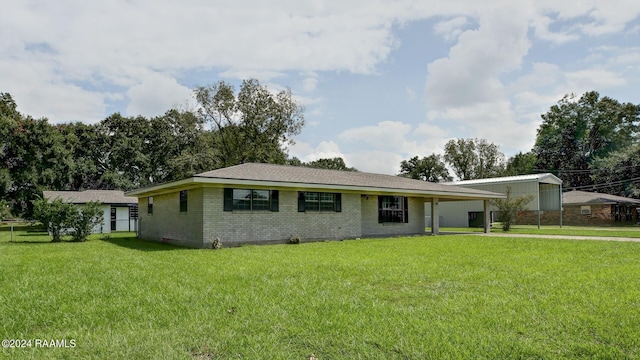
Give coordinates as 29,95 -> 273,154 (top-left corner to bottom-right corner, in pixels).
138,188 -> 204,248
139,187 -> 427,248
360,195 -> 426,237
204,188 -> 361,246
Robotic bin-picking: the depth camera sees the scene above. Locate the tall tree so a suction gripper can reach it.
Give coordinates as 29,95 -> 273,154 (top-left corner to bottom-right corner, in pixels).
533,91 -> 640,188
194,79 -> 304,167
503,152 -> 537,176
444,138 -> 505,180
306,157 -> 357,171
399,154 -> 451,182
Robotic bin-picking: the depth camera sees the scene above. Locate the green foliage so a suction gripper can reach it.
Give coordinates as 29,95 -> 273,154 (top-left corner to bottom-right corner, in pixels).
32,198 -> 103,242
491,186 -> 535,231
590,144 -> 640,197
503,151 -> 537,176
399,154 -> 451,182
533,91 -> 640,188
32,198 -> 76,242
67,201 -> 105,242
443,138 -> 505,180
287,156 -> 357,171
0,84 -> 306,217
195,79 -> 305,167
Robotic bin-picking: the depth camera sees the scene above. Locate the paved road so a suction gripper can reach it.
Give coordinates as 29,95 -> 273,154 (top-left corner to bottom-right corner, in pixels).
473,232 -> 640,243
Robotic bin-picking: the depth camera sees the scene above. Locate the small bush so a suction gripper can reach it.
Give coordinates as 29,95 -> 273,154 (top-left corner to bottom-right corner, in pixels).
212,237 -> 223,249
289,235 -> 301,244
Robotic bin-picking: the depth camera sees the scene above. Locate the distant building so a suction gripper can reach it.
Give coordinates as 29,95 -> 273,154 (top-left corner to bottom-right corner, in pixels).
43,190 -> 138,233
562,190 -> 640,226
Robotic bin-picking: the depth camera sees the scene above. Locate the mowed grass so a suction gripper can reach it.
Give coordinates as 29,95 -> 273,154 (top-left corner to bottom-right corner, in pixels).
442,225 -> 640,238
1,232 -> 640,359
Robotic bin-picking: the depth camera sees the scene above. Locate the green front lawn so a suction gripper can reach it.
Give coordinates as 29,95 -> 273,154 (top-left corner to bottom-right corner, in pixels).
1,232 -> 639,359
441,225 -> 640,238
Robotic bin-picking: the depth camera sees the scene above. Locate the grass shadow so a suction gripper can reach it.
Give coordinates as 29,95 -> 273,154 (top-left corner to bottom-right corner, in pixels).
101,237 -> 190,252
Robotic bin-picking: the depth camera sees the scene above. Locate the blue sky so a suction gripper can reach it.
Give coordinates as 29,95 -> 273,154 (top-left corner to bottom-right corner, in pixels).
2,1 -> 640,175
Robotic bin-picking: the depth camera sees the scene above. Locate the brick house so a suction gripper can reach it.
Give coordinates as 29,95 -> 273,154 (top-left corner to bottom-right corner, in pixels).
562,190 -> 640,226
126,163 -> 503,248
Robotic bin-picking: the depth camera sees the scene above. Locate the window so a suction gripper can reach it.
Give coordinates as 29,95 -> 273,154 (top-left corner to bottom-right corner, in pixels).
378,196 -> 408,223
580,205 -> 591,215
180,190 -> 188,212
129,205 -> 139,220
298,192 -> 342,212
147,197 -> 153,215
224,188 -> 279,212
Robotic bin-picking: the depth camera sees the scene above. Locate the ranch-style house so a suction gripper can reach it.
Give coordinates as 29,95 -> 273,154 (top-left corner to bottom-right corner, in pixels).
126,163 -> 504,248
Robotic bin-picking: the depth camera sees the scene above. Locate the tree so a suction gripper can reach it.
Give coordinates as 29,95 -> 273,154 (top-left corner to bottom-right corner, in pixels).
503,152 -> 537,176
33,198 -> 75,242
533,91 -> 640,188
491,186 -> 535,231
443,138 -> 505,180
590,144 -> 640,197
67,201 -> 104,242
399,154 -> 451,182
194,79 -> 304,167
306,157 -> 357,171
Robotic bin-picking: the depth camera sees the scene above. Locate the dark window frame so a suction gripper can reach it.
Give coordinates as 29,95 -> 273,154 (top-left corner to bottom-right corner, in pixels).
378,195 -> 408,223
298,192 -> 342,212
223,188 -> 279,212
179,190 -> 188,212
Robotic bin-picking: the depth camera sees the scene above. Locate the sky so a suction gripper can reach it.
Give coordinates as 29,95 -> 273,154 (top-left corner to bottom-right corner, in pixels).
2,1 -> 640,175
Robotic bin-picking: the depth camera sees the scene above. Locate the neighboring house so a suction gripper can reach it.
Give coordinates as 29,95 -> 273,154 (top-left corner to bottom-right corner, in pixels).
426,173 -> 563,228
125,163 -> 504,248
42,190 -> 139,233
562,190 -> 640,226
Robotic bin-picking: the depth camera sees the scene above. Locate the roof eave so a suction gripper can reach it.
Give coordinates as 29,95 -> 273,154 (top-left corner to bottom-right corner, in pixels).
126,176 -> 504,199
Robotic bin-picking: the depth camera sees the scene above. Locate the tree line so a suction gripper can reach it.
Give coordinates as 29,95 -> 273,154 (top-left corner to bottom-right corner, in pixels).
1,79 -> 352,219
3,85 -> 639,218
399,91 -> 640,199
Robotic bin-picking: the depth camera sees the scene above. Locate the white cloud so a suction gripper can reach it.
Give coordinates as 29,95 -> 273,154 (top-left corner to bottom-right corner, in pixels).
126,72 -> 193,118
425,5 -> 532,109
433,16 -> 469,41
565,69 -> 627,90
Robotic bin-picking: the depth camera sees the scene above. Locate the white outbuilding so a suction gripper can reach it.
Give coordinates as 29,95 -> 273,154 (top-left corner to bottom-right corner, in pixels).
43,190 -> 138,233
426,173 -> 563,229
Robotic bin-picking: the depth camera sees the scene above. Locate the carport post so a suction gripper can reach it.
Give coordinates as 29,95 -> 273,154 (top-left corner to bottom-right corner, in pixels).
483,200 -> 491,233
431,198 -> 439,235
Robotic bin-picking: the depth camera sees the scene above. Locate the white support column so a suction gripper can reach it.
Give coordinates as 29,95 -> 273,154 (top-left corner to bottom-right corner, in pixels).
431,198 -> 439,235
483,200 -> 491,233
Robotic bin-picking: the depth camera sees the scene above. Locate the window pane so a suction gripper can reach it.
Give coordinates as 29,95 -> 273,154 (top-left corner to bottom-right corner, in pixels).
252,190 -> 270,211
233,189 -> 251,210
379,196 -> 404,223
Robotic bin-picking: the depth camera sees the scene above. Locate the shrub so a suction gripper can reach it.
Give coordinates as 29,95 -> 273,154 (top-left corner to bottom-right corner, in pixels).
490,186 -> 534,231
289,235 -> 301,244
67,201 -> 104,242
33,198 -> 75,242
212,237 -> 223,249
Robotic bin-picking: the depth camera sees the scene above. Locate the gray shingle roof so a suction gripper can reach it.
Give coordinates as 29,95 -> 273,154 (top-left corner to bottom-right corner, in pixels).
43,190 -> 138,205
563,190 -> 640,205
192,163 -> 500,198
